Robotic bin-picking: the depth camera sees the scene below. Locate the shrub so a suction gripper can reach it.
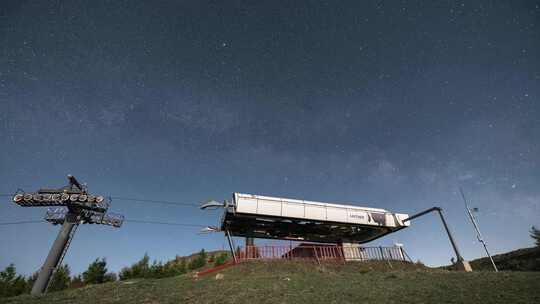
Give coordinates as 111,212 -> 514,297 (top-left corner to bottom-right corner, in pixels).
214,253 -> 229,267
83,258 -> 113,284
119,254 -> 150,280
48,264 -> 71,292
188,249 -> 207,270
69,275 -> 84,289
0,264 -> 29,298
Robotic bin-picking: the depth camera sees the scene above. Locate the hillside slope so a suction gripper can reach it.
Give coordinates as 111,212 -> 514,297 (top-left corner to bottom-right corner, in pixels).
469,247 -> 540,271
4,261 -> 539,304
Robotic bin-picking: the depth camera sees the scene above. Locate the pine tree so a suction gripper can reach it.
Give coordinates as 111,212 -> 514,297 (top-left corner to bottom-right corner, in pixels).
82,258 -> 108,284
531,226 -> 540,247
177,259 -> 187,274
188,249 -> 207,270
10,275 -> 27,296
0,264 -> 28,298
69,275 -> 84,289
103,272 -> 117,282
0,264 -> 17,298
119,253 -> 150,280
149,261 -> 165,278
214,253 -> 230,267
200,249 -> 207,262
48,264 -> 71,292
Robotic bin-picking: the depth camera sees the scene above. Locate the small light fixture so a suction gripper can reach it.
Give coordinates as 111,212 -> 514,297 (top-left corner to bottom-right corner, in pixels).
200,200 -> 225,210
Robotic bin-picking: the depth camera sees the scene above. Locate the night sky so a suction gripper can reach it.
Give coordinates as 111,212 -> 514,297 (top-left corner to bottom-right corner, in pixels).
1,1 -> 539,275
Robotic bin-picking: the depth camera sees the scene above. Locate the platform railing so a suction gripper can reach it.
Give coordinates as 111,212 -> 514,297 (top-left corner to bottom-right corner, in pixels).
342,245 -> 410,262
237,245 -> 411,263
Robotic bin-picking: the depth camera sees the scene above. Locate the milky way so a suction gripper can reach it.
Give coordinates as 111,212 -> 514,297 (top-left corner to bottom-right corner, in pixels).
1,1 -> 539,275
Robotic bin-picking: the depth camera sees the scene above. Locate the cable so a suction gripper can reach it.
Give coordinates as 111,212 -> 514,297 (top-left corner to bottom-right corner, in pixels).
1,192 -> 208,228
109,196 -> 200,208
0,220 -> 43,226
124,219 -> 206,228
0,219 -> 207,228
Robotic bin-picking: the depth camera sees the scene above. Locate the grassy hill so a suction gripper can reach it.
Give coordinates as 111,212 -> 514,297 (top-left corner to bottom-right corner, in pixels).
469,247 -> 540,271
164,250 -> 229,271
4,261 -> 539,304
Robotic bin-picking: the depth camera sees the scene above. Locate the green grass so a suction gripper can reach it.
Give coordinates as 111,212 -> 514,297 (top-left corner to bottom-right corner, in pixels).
3,261 -> 540,304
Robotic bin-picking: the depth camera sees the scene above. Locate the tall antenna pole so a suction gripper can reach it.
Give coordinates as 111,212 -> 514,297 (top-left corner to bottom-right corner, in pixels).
459,187 -> 498,272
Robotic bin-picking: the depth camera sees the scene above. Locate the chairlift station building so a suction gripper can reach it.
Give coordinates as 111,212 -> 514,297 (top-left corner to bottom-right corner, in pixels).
221,193 -> 410,244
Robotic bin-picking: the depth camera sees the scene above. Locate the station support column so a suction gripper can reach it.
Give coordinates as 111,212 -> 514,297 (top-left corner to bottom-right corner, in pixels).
31,220 -> 77,295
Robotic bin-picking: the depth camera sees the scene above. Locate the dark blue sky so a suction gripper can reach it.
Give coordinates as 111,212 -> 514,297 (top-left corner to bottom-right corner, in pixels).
1,1 -> 539,275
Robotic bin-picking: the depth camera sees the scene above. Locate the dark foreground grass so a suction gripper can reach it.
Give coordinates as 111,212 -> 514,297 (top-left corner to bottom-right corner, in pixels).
3,261 -> 540,304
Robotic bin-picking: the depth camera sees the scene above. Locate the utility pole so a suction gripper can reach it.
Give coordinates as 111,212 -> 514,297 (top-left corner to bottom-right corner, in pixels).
459,187 -> 498,272
12,175 -> 124,295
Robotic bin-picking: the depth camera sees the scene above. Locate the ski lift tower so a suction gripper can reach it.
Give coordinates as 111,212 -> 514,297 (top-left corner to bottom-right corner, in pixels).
11,175 -> 124,295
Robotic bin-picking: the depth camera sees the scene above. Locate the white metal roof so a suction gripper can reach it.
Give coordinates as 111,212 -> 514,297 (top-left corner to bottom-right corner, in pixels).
234,193 -> 388,213
232,193 -> 409,228
222,193 -> 410,243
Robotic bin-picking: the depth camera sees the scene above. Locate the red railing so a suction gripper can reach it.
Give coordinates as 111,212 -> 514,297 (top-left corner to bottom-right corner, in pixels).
194,261 -> 236,278
196,245 -> 411,277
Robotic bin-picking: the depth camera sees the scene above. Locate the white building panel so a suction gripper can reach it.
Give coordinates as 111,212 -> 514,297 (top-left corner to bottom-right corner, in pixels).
233,193 -> 407,228
327,207 -> 347,222
257,198 -> 282,216
305,205 -> 326,220
385,214 -> 397,227
283,202 -> 304,218
236,196 -> 258,214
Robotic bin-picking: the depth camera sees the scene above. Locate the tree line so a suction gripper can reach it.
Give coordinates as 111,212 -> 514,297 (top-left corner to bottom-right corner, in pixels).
4,226 -> 537,298
0,249 -> 229,299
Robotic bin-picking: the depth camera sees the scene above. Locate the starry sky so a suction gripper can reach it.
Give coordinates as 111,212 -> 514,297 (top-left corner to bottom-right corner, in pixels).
1,1 -> 539,275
